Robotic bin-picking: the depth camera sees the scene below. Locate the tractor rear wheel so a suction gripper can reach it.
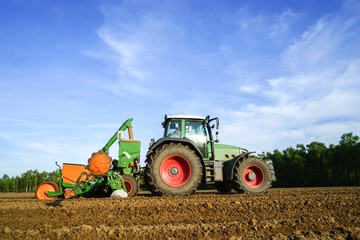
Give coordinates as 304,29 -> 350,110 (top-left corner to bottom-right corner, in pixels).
233,157 -> 272,194
35,181 -> 59,200
145,142 -> 203,196
122,174 -> 138,197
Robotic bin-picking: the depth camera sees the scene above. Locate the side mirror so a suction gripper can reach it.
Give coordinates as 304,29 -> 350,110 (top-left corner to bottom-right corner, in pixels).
149,138 -> 155,147
215,131 -> 219,143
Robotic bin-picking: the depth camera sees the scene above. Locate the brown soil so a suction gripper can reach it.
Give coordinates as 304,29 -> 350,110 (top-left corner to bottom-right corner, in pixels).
0,187 -> 359,240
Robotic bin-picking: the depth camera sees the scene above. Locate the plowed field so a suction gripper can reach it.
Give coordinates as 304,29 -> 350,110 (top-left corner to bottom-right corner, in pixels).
0,187 -> 359,240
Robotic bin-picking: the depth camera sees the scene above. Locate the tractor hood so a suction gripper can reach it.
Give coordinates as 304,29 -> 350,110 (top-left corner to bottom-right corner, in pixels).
214,143 -> 248,161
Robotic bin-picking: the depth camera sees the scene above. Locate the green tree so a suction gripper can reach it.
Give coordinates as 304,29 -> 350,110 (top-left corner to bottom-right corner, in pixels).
304,141 -> 328,186
0,174 -> 10,192
336,133 -> 360,185
268,133 -> 360,187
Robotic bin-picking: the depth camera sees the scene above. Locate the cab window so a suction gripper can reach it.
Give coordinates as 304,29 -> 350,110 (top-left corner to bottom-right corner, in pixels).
165,120 -> 181,138
185,120 -> 207,145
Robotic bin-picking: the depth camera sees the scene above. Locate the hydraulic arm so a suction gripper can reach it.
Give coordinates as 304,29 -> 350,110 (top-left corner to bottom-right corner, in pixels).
102,118 -> 134,152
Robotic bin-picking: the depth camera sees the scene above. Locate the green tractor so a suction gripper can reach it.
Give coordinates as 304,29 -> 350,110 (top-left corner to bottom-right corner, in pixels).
145,115 -> 276,195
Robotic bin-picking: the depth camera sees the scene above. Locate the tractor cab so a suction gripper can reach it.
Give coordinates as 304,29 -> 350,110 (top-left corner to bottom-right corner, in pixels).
162,115 -> 213,158
162,115 -> 227,160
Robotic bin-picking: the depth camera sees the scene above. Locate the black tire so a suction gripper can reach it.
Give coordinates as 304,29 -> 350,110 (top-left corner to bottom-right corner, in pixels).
233,157 -> 272,194
122,174 -> 139,197
145,142 -> 203,196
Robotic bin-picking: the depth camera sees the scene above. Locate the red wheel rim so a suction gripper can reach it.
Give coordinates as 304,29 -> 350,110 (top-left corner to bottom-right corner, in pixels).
160,155 -> 191,187
243,165 -> 264,187
124,180 -> 132,193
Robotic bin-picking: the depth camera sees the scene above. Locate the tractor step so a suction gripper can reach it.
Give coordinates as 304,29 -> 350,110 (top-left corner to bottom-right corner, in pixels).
205,160 -> 224,183
205,161 -> 215,183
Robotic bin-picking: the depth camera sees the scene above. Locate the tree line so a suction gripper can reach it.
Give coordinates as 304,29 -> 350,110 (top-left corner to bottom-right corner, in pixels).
0,169 -> 59,192
0,133 -> 359,192
267,132 -> 360,187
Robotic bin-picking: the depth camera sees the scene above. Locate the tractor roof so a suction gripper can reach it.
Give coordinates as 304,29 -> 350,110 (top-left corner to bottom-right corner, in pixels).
165,115 -> 205,120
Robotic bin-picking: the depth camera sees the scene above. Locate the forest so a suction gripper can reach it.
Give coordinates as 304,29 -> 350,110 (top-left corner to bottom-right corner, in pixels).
0,133 -> 359,192
268,132 -> 360,187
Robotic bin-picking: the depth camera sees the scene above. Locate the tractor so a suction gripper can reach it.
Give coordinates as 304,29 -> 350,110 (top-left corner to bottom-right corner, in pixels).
145,115 -> 276,195
35,115 -> 276,200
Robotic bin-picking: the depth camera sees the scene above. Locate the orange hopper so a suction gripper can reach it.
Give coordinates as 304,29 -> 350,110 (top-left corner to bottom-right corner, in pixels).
87,150 -> 112,176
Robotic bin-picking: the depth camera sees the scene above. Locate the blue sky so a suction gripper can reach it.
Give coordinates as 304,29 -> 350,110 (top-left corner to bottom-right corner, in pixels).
1,0 -> 359,177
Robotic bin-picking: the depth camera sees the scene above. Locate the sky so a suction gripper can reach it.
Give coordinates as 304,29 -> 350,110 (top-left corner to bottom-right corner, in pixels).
1,0 -> 359,177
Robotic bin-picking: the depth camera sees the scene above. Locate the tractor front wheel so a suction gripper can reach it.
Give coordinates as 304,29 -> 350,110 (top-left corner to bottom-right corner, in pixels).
145,142 -> 203,196
233,157 -> 272,194
35,181 -> 59,200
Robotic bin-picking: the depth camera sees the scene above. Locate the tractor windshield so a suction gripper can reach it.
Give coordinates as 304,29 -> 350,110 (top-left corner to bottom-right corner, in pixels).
164,119 -> 208,145
185,120 -> 208,146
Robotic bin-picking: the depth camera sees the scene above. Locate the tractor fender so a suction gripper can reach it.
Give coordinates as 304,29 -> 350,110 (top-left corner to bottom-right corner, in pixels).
146,138 -> 204,160
222,152 -> 253,181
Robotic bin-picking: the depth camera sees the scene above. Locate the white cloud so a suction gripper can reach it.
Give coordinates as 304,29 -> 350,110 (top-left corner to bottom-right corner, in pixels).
270,9 -> 299,38
239,84 -> 260,93
282,18 -> 339,72
225,59 -> 360,151
95,7 -> 185,97
98,29 -> 145,80
218,3 -> 360,153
